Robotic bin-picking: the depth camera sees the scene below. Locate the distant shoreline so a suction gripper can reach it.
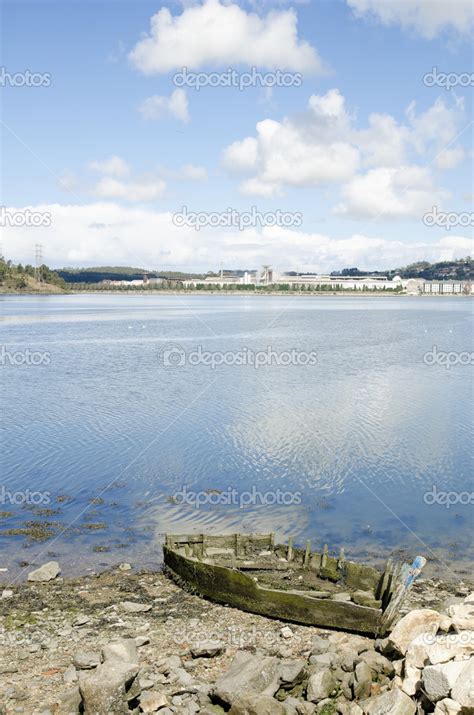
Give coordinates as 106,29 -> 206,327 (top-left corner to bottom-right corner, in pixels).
1,289 -> 472,298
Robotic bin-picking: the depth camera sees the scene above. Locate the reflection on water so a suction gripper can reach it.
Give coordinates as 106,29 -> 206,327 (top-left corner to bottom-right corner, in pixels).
1,294 -> 472,579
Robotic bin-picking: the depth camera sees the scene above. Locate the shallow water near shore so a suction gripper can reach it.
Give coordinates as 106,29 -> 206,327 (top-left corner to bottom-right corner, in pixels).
1,294 -> 472,581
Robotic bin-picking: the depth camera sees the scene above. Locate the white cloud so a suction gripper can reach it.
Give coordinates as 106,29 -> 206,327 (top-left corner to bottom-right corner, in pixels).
223,137 -> 259,173
94,177 -> 166,202
346,0 -> 474,39
334,166 -> 448,219
435,146 -> 465,170
4,202 -> 472,272
88,156 -> 130,178
160,163 -> 208,181
86,156 -> 207,200
222,90 -> 465,217
176,164 -> 208,181
223,90 -> 360,196
129,0 -> 323,73
138,89 -> 190,123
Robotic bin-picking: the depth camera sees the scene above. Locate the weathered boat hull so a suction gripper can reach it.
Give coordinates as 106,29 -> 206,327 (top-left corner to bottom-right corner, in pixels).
163,545 -> 382,635
163,533 -> 425,637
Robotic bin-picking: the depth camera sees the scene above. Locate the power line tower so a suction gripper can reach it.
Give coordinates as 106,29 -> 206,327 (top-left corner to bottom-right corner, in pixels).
35,243 -> 43,282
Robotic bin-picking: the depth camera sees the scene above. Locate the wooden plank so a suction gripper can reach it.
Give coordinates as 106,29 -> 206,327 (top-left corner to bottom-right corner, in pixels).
287,536 -> 294,562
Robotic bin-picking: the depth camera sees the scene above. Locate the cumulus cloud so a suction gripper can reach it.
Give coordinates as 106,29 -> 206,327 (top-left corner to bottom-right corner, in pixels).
129,0 -> 323,73
85,155 -> 210,201
94,177 -> 166,202
222,89 -> 359,196
138,89 -> 190,123
346,0 -> 474,39
3,202 -> 472,272
222,89 -> 466,216
334,166 -> 448,219
88,156 -> 130,178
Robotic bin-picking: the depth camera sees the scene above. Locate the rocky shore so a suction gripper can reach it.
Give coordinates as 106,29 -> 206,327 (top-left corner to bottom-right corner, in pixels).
0,564 -> 472,715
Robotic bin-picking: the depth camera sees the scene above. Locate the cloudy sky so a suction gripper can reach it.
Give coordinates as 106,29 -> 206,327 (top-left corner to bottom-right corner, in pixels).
1,0 -> 473,272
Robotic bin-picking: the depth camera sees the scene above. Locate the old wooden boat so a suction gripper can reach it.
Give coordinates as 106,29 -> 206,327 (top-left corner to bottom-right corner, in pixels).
163,533 -> 425,636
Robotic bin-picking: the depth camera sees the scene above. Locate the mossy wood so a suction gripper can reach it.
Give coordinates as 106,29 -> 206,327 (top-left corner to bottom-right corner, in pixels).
163,533 -> 423,636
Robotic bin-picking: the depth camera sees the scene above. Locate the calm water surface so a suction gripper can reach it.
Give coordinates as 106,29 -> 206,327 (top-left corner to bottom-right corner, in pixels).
1,294 -> 473,580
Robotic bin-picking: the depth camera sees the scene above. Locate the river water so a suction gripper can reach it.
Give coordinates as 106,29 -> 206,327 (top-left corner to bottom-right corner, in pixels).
1,294 -> 472,580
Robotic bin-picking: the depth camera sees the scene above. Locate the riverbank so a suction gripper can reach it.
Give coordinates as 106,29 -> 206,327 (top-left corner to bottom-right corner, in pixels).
4,290 -> 473,299
0,564 -> 472,714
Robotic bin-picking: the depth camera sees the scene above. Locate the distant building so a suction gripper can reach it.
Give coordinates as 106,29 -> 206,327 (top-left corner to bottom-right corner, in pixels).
405,279 -> 472,295
182,270 -> 473,294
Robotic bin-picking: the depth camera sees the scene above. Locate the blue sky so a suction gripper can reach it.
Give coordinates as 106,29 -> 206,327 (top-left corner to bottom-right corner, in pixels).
1,0 -> 473,272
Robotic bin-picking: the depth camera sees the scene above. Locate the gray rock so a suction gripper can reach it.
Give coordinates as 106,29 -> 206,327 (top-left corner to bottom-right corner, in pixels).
433,698 -> 464,715
423,661 -> 466,702
102,638 -> 138,663
135,635 -> 150,647
62,664 -> 78,684
316,699 -> 338,714
359,688 -> 416,714
306,668 -> 337,702
119,600 -> 152,613
341,652 -> 358,672
311,635 -> 331,655
388,609 -> 441,656
213,651 -> 281,705
72,651 -> 101,669
190,640 -> 226,658
79,660 -> 139,714
447,603 -> 474,630
139,690 -> 169,712
49,687 -> 82,714
356,650 -> 394,677
229,694 -> 286,714
138,677 -> 155,690
278,659 -> 306,686
310,652 -> 338,668
281,696 -> 300,714
341,671 -> 353,700
156,655 -> 182,673
450,658 -> 474,708
172,667 -> 198,689
332,593 -> 352,602
27,561 -> 61,582
353,661 -> 372,700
